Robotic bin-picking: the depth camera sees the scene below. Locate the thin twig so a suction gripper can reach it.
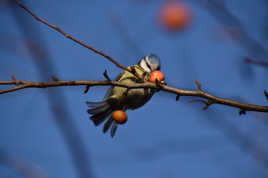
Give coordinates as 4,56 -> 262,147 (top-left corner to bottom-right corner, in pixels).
175,94 -> 180,101
10,2 -> 95,178
198,0 -> 268,59
1,79 -> 268,113
194,80 -> 203,91
103,70 -> 111,81
189,99 -> 214,110
264,90 -> 268,100
14,0 -> 140,78
245,58 -> 268,68
83,85 -> 90,94
109,11 -> 144,57
0,150 -> 51,178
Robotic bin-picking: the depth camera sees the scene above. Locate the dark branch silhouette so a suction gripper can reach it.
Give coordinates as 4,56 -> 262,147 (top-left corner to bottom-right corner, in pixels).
1,79 -> 268,113
10,1 -> 95,178
14,0 -> 140,79
199,0 -> 268,59
245,58 -> 268,68
8,1 -> 268,113
0,150 -> 51,178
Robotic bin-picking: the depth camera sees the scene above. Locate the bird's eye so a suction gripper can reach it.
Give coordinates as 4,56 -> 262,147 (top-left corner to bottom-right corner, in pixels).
145,60 -> 152,71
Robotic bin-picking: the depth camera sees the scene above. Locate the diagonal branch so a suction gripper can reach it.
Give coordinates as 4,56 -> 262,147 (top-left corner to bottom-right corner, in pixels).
197,0 -> 268,59
14,0 -> 139,77
245,58 -> 268,68
9,2 -> 95,177
1,79 -> 268,113
10,1 -> 268,114
0,150 -> 51,178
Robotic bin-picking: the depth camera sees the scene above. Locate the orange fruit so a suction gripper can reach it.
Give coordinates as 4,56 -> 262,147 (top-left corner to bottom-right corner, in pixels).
159,1 -> 192,31
112,110 -> 128,124
149,70 -> 165,83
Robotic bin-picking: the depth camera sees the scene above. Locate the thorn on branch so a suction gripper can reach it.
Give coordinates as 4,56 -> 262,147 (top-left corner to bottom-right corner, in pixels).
51,76 -> 60,81
11,75 -> 17,81
203,100 -> 214,110
189,99 -> 214,110
194,80 -> 203,91
264,90 -> 268,100
103,70 -> 111,81
84,85 -> 90,94
239,109 -> 246,115
176,94 -> 180,101
10,75 -> 21,85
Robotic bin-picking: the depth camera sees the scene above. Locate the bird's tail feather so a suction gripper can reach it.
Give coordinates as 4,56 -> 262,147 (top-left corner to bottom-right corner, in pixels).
86,99 -> 118,137
90,109 -> 113,126
110,122 -> 118,138
86,100 -> 108,108
87,103 -> 110,115
103,117 -> 114,133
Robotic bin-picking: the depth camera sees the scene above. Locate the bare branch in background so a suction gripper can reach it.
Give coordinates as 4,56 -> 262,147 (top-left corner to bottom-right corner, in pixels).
1,79 -> 268,113
14,0 -> 141,78
194,80 -> 203,91
13,1 -> 268,113
0,150 -> 51,178
198,0 -> 268,59
2,0 -> 267,177
9,1 -> 95,178
245,58 -> 268,68
109,11 -> 144,57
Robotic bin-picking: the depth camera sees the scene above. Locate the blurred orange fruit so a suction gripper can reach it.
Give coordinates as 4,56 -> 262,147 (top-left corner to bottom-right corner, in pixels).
149,70 -> 165,83
112,110 -> 128,124
159,1 -> 192,31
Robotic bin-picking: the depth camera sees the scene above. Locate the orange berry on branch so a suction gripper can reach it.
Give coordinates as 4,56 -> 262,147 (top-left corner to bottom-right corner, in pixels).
159,1 -> 192,31
112,110 -> 128,124
149,70 -> 165,83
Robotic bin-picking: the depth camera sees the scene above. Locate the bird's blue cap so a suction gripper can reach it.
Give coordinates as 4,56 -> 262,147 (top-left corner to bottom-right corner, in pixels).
138,53 -> 161,72
147,53 -> 161,70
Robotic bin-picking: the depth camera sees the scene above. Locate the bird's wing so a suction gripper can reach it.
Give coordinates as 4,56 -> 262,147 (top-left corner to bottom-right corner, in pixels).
103,65 -> 145,99
103,70 -> 125,99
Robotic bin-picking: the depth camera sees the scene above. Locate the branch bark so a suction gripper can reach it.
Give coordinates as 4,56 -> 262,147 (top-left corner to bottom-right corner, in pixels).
14,0 -> 140,78
10,1 -> 268,113
1,79 -> 268,113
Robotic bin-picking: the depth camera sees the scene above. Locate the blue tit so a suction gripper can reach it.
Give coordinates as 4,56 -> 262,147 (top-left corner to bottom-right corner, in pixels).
86,54 -> 161,137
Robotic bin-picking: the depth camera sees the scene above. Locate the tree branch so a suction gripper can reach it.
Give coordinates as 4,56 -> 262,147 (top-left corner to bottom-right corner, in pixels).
0,150 -> 50,178
198,0 -> 268,59
245,58 -> 268,68
14,0 -> 140,78
9,3 -> 96,177
1,79 -> 268,113
11,1 -> 268,113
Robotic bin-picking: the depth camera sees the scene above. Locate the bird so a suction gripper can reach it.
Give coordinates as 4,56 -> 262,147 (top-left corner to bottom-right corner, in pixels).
86,54 -> 162,137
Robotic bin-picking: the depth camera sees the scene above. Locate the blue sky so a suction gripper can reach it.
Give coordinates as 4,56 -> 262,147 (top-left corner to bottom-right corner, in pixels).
0,0 -> 268,178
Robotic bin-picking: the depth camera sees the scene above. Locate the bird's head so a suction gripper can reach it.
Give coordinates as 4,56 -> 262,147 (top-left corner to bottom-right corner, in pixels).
138,54 -> 161,73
